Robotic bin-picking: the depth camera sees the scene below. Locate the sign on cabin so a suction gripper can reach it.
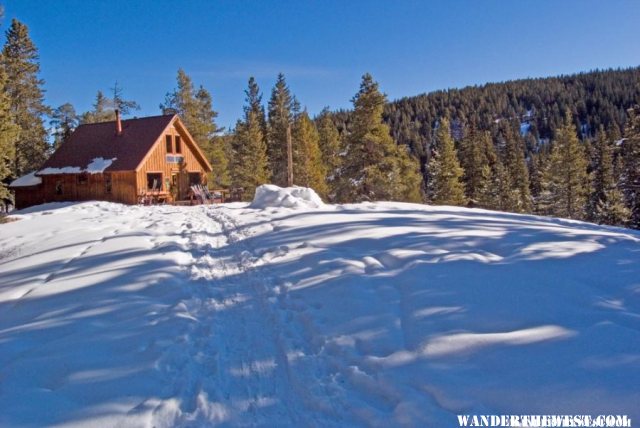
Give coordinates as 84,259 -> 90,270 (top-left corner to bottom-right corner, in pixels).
166,155 -> 184,164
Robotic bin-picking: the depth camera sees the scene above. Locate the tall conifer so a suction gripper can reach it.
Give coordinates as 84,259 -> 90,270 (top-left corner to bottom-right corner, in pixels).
0,55 -> 19,204
587,126 -> 629,225
267,73 -> 294,186
546,112 -> 590,219
316,107 -> 342,200
292,111 -> 327,197
427,117 -> 466,205
621,107 -> 640,228
2,19 -> 49,176
338,73 -> 422,202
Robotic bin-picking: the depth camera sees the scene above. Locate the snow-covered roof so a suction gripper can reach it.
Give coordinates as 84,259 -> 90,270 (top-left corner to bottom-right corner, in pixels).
37,157 -> 116,175
9,171 -> 43,187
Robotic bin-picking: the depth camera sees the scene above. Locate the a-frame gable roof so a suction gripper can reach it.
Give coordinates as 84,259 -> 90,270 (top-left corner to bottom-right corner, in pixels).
40,114 -> 176,173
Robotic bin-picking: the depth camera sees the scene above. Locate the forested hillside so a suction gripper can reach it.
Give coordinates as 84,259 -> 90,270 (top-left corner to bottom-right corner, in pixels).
333,67 -> 640,161
331,67 -> 640,228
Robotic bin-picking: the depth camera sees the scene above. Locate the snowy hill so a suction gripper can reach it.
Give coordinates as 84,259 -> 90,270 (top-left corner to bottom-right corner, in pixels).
1,191 -> 639,427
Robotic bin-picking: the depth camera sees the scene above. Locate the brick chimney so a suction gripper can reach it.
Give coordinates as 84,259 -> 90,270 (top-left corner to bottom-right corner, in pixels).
115,109 -> 122,136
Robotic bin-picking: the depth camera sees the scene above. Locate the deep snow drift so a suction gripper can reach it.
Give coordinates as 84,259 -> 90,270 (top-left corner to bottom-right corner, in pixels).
0,192 -> 639,427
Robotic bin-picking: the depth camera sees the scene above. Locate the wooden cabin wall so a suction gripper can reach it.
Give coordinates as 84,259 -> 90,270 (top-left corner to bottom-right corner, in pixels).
14,186 -> 45,210
136,123 -> 209,199
14,172 -> 138,209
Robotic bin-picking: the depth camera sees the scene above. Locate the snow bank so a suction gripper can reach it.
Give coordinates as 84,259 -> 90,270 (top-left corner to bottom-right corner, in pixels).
38,157 -> 116,175
9,172 -> 42,187
250,184 -> 324,209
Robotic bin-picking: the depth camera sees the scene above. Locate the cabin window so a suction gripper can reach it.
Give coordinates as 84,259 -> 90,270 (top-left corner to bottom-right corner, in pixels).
146,173 -> 162,190
105,173 -> 112,193
188,172 -> 201,186
165,135 -> 173,153
77,173 -> 88,185
175,136 -> 182,154
55,180 -> 63,195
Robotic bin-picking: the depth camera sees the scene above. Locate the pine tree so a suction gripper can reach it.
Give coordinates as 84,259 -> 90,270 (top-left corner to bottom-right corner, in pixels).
230,110 -> 270,200
0,56 -> 20,205
586,126 -> 629,225
81,91 -> 113,124
245,76 -> 267,137
338,73 -> 422,202
427,117 -> 466,205
292,111 -> 327,197
316,107 -> 342,201
207,135 -> 231,189
161,70 -> 218,146
110,81 -> 140,115
499,121 -> 531,212
2,18 -> 49,176
161,69 -> 225,184
621,106 -> 640,228
229,78 -> 271,200
50,103 -> 78,149
458,124 -> 492,207
267,73 -> 294,186
546,112 -> 590,219
81,87 -> 138,124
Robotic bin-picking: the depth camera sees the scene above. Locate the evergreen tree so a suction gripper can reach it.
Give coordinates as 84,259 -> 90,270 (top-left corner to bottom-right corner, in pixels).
161,69 -> 225,184
338,73 -> 422,202
0,56 -> 20,204
427,117 -> 466,205
477,132 -> 501,210
50,103 -> 78,149
81,87 -> 138,124
292,111 -> 327,197
245,76 -> 267,136
546,112 -> 590,219
316,107 -> 342,201
586,126 -> 629,226
229,78 -> 271,200
458,124 -> 492,207
498,121 -> 532,212
207,135 -> 231,189
110,81 -> 140,115
230,110 -> 270,200
267,73 -> 294,186
621,106 -> 640,228
2,18 -> 49,176
161,69 -> 218,146
81,91 -> 113,124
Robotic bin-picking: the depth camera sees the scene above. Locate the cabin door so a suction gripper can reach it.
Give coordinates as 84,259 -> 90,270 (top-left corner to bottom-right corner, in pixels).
171,172 -> 182,200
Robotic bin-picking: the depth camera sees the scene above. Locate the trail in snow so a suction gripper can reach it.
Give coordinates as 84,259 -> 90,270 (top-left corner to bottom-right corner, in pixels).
1,195 -> 639,427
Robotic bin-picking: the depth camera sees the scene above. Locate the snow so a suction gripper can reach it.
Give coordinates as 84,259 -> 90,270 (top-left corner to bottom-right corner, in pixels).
38,157 -> 116,175
250,184 -> 324,209
1,192 -> 639,426
9,171 -> 42,187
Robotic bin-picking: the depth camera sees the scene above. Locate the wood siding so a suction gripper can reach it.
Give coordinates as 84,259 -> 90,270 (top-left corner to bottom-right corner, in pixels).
136,122 -> 210,200
13,172 -> 137,209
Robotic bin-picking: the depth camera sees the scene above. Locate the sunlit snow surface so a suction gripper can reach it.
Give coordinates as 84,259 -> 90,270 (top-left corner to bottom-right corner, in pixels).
1,194 -> 639,427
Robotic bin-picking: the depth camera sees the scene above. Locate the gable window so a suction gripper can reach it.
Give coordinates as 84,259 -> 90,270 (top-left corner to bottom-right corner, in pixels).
146,173 -> 162,190
165,135 -> 173,153
175,136 -> 182,154
77,172 -> 88,185
105,173 -> 112,193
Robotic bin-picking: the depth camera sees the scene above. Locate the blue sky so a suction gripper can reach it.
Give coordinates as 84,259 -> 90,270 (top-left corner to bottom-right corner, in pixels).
4,0 -> 640,130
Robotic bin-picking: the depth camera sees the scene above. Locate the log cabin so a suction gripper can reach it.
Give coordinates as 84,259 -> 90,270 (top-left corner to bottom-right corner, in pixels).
9,112 -> 212,209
